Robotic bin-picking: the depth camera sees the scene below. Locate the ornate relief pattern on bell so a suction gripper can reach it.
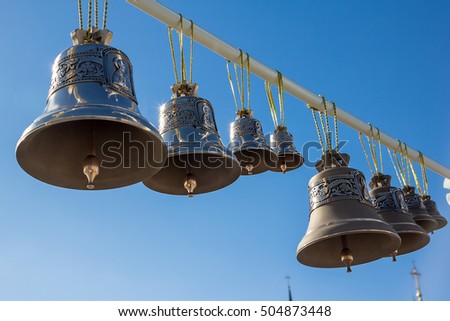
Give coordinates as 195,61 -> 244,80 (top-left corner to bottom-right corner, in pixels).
229,109 -> 277,175
369,174 -> 429,259
16,28 -> 167,190
269,126 -> 304,174
143,82 -> 241,196
296,152 -> 401,272
403,186 -> 438,233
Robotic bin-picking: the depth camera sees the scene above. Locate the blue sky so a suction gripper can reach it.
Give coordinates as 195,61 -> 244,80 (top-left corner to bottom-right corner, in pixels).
0,0 -> 449,300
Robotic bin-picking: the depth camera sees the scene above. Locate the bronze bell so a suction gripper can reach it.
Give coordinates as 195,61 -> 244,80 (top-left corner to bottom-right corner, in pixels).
296,152 -> 401,272
269,126 -> 304,174
403,186 -> 438,233
16,28 -> 167,190
229,109 -> 277,175
369,174 -> 429,261
422,196 -> 447,230
143,82 -> 241,196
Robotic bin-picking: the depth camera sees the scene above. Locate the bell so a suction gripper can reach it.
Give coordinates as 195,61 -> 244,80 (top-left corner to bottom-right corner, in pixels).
369,174 -> 429,260
229,109 -> 277,175
143,82 -> 241,196
269,126 -> 304,174
422,196 -> 447,230
16,28 -> 166,190
296,152 -> 401,272
403,186 -> 438,233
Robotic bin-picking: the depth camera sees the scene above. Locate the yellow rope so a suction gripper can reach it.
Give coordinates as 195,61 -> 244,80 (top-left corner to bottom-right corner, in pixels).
366,124 -> 379,174
388,148 -> 404,186
78,0 -> 83,29
226,61 -> 239,111
179,15 -> 186,83
277,71 -> 285,127
419,152 -> 429,196
309,106 -> 325,153
376,127 -> 384,173
406,146 -> 423,196
102,0 -> 109,29
168,27 -> 179,84
359,132 -> 374,176
332,101 -> 339,152
246,53 -> 251,110
189,19 -> 194,83
87,0 -> 92,29
321,96 -> 332,151
265,81 -> 278,128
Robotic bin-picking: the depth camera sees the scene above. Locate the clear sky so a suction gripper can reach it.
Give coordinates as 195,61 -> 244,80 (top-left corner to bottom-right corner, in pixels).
0,0 -> 449,300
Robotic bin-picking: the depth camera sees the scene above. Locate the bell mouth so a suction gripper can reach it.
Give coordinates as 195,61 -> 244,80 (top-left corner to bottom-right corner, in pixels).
234,147 -> 278,175
270,153 -> 304,173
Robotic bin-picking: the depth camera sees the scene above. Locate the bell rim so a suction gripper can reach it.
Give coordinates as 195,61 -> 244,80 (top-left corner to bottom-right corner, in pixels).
296,228 -> 401,267
233,147 -> 278,175
270,152 -> 304,173
390,229 -> 430,256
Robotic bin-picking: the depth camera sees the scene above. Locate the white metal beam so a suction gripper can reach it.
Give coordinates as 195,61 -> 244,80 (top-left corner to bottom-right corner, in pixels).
127,0 -> 450,180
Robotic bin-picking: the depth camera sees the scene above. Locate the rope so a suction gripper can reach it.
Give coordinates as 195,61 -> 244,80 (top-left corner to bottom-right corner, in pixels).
246,53 -> 251,110
308,105 -> 325,153
189,19 -> 194,83
394,141 -> 408,186
277,71 -> 285,127
102,0 -> 108,29
376,127 -> 384,173
238,50 -> 245,110
419,152 -> 429,196
95,0 -> 98,28
265,81 -> 278,128
168,27 -> 179,84
388,148 -> 404,186
226,61 -> 239,111
405,145 -> 423,196
78,0 -> 83,29
179,15 -> 186,83
358,132 -> 374,176
320,96 -> 332,151
366,124 -> 379,174
332,101 -> 339,152
87,0 -> 92,29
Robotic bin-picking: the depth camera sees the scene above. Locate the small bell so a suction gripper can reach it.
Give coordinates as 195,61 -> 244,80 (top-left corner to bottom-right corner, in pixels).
369,174 -> 429,259
296,151 -> 401,271
229,109 -> 277,175
16,28 -> 167,190
422,196 -> 447,230
403,186 -> 438,233
269,126 -> 304,174
143,82 -> 241,196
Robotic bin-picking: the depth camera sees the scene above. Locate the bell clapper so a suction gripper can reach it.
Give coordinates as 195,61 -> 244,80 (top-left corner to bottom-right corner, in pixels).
392,250 -> 398,262
184,174 -> 197,198
280,162 -> 287,174
83,155 -> 100,190
340,248 -> 353,273
245,164 -> 254,175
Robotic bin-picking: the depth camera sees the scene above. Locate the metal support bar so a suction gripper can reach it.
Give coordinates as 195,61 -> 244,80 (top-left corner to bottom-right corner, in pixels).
127,0 -> 450,179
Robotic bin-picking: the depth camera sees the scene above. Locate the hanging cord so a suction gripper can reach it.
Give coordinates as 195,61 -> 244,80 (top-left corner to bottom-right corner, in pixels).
87,0 -> 92,29
78,0 -> 83,29
189,19 -> 194,83
331,101 -> 339,152
226,61 -> 239,111
308,105 -> 325,154
419,152 -> 429,196
398,141 -> 411,186
405,145 -> 423,196
393,141 -> 408,186
95,0 -> 98,28
246,53 -> 251,110
277,72 -> 285,129
366,124 -> 380,174
102,0 -> 109,29
320,96 -> 332,152
265,80 -> 278,128
358,131 -> 374,176
168,27 -> 179,84
387,148 -> 404,187
178,15 -> 187,83
376,127 -> 384,173
234,50 -> 245,110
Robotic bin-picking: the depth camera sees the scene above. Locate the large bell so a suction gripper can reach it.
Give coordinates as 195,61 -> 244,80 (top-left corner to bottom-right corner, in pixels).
296,152 -> 401,272
143,82 -> 241,196
229,109 -> 277,175
422,196 -> 447,230
269,127 -> 304,174
369,174 -> 429,260
16,28 -> 166,190
403,186 -> 438,233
